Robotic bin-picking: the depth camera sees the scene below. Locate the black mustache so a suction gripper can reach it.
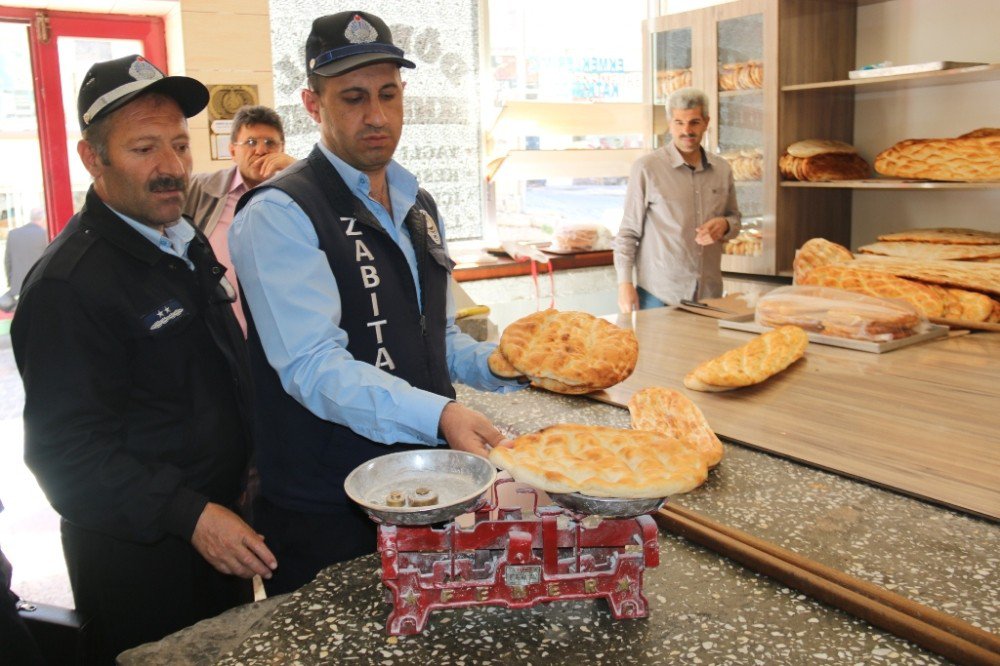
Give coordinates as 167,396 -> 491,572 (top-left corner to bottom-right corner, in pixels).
148,177 -> 185,193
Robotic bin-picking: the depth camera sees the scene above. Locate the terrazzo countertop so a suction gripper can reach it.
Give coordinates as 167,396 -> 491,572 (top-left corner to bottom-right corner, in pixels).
121,385 -> 999,665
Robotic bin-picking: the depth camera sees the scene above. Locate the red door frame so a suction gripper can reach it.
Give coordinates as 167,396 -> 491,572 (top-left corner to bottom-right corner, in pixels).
0,7 -> 166,236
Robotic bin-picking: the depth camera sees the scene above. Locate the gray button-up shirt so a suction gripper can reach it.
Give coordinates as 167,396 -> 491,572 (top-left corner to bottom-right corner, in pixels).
614,142 -> 741,304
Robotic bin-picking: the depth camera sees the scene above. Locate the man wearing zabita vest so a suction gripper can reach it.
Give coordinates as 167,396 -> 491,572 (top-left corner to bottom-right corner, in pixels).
230,10 -> 525,595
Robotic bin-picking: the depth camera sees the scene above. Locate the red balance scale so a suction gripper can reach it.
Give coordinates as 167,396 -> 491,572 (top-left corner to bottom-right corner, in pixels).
345,450 -> 663,636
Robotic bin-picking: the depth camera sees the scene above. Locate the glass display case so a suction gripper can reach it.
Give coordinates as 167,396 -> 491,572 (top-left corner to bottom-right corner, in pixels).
646,0 -> 777,276
715,11 -> 767,274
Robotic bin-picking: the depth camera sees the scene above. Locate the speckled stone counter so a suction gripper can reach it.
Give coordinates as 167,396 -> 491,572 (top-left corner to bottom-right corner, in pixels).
120,385 -> 999,665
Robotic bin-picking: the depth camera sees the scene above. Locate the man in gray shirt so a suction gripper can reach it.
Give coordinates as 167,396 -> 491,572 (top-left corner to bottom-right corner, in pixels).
614,87 -> 741,311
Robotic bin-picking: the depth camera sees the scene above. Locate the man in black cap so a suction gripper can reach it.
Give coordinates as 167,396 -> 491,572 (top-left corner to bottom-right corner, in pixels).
230,11 -> 523,595
11,54 -> 276,663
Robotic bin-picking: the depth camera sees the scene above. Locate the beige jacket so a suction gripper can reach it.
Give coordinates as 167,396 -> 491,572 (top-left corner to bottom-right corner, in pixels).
184,166 -> 238,237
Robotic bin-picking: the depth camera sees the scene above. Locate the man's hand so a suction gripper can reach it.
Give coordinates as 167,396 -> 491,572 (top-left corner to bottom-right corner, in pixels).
618,282 -> 639,313
191,502 -> 277,579
695,217 -> 729,246
257,153 -> 296,180
438,402 -> 511,458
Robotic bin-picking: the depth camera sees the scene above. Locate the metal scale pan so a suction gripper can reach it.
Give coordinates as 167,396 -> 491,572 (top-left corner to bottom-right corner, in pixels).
344,449 -> 497,526
547,492 -> 666,518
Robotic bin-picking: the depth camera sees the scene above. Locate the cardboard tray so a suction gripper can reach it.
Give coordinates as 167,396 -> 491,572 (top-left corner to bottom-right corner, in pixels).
717,314 -> 949,353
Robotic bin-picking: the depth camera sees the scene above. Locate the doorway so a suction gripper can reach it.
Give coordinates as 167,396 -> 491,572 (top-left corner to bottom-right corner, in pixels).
0,6 -> 166,608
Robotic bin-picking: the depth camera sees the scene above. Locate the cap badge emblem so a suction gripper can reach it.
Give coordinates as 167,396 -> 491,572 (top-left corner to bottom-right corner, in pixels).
344,14 -> 378,44
128,56 -> 161,82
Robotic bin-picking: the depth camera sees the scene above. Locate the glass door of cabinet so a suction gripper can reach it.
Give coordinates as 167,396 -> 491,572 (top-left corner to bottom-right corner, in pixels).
648,10 -> 702,150
714,9 -> 768,274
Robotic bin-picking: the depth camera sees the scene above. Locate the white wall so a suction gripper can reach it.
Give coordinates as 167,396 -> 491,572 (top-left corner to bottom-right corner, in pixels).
851,0 -> 1000,246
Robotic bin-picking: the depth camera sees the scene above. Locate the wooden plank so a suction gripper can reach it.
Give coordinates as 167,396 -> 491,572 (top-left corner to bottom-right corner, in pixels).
596,308 -> 1000,520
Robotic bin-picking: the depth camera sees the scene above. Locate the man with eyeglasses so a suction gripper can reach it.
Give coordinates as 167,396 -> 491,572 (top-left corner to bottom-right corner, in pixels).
185,105 -> 295,333
229,11 -> 524,595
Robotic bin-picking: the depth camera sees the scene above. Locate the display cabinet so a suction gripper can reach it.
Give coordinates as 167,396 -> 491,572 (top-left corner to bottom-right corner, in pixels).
645,0 -> 856,276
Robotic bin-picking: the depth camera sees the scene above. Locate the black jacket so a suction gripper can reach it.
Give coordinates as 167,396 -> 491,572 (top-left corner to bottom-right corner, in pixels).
11,187 -> 253,543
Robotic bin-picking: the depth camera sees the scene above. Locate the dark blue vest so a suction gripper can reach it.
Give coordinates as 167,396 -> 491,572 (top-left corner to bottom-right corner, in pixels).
237,147 -> 455,512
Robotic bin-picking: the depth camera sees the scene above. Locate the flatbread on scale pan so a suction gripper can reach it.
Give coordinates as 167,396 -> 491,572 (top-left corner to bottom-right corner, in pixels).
489,423 -> 708,498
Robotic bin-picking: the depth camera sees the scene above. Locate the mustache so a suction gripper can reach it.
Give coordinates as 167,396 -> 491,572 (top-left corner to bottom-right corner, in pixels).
148,177 -> 186,193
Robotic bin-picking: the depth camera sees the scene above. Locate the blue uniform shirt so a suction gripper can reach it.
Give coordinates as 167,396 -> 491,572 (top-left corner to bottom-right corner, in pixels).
229,144 -> 521,446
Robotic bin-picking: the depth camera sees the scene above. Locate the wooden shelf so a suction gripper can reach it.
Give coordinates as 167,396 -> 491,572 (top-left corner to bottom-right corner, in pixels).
781,63 -> 1000,93
780,179 -> 1000,190
719,88 -> 763,98
487,149 -> 643,182
490,101 -> 665,137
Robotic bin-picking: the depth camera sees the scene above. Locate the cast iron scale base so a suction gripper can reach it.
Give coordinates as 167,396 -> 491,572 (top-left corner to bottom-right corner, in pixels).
375,479 -> 660,635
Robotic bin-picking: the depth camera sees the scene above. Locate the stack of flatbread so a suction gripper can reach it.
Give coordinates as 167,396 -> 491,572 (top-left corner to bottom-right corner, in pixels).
489,423 -> 708,498
792,233 -> 1000,324
858,228 -> 1000,263
657,68 -> 692,97
683,325 -> 808,392
779,139 -> 871,182
628,387 -> 723,468
722,148 -> 764,181
874,128 -> 1000,182
719,60 -> 763,91
489,309 -> 638,394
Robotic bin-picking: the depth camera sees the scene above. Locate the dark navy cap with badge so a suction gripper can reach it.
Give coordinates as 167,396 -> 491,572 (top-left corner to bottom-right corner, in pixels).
306,11 -> 416,78
77,54 -> 209,131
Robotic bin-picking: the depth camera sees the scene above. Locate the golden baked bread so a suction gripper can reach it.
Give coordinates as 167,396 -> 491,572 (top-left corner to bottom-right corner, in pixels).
756,298 -> 824,332
946,288 -> 996,322
489,423 -> 708,498
792,238 -> 854,284
786,139 -> 857,158
722,148 -> 764,181
801,152 -> 871,181
798,264 -> 948,317
876,228 -> 1000,245
857,241 -> 1000,261
783,153 -> 866,181
497,309 -> 639,394
488,347 -> 522,378
874,130 -> 1000,182
683,326 -> 808,392
780,140 -> 869,181
848,256 -> 1000,297
628,387 -> 724,468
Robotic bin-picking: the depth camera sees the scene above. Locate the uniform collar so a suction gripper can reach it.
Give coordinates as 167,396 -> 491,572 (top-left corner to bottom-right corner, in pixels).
80,186 -> 203,267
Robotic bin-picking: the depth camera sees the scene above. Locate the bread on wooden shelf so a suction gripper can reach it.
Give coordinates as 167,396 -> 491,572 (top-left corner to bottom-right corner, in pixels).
874,128 -> 1000,182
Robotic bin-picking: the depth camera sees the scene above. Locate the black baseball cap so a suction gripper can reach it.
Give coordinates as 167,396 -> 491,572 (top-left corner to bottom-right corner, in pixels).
77,54 -> 209,131
306,11 -> 415,78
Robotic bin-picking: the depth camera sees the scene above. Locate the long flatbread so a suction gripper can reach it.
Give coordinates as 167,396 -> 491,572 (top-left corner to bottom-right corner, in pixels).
877,228 -> 1000,245
628,387 -> 724,468
849,256 -> 1000,297
857,241 -> 1000,261
683,326 -> 808,392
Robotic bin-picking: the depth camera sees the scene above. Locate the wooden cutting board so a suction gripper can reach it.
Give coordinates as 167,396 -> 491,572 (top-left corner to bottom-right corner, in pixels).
595,307 -> 1000,520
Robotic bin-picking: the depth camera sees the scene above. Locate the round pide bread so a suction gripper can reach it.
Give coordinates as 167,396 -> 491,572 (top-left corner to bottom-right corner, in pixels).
494,309 -> 638,394
489,423 -> 708,498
